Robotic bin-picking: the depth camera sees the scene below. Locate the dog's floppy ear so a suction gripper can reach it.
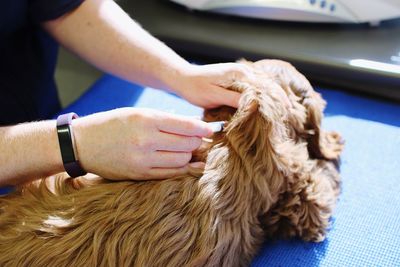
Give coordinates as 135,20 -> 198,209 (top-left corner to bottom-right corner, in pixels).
211,79 -> 291,212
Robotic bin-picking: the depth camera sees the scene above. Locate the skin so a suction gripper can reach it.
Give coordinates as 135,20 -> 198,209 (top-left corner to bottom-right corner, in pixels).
0,0 -> 252,186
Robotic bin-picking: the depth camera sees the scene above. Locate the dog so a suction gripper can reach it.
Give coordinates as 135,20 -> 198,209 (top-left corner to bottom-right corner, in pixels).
0,60 -> 343,267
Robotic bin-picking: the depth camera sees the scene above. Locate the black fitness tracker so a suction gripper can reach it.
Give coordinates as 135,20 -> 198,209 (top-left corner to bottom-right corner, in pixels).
56,112 -> 87,178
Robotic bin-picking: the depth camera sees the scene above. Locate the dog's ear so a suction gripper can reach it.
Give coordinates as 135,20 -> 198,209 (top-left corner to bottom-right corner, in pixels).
222,78 -> 290,159
211,79 -> 291,212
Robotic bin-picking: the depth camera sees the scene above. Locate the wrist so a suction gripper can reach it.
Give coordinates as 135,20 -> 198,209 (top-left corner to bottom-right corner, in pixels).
56,113 -> 87,178
69,117 -> 91,175
27,121 -> 65,177
36,121 -> 66,177
159,60 -> 194,94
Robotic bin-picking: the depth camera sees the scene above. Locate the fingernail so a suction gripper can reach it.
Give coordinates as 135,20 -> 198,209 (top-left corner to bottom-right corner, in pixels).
208,121 -> 225,133
202,137 -> 213,143
189,162 -> 206,169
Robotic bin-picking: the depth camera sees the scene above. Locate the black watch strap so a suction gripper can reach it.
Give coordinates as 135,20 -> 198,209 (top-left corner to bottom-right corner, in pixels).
56,113 -> 87,178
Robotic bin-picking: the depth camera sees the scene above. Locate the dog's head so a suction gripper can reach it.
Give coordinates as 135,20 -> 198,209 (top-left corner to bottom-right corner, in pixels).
192,71 -> 295,214
194,60 -> 343,214
197,60 -> 342,163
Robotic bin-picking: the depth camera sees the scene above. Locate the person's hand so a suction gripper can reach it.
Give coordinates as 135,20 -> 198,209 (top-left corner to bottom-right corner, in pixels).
72,108 -> 213,181
168,63 -> 254,108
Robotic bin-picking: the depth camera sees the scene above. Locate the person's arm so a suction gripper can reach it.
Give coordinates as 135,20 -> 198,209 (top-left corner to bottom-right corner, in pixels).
0,108 -> 212,187
0,121 -> 63,186
43,0 -> 248,108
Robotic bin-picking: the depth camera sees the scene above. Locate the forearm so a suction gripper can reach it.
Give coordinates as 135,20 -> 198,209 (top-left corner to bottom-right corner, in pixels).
43,0 -> 190,91
0,121 -> 63,186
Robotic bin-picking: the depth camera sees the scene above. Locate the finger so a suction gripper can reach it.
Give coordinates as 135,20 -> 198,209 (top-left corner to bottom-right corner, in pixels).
157,132 -> 202,152
208,85 -> 241,108
156,114 -> 213,137
147,166 -> 190,180
189,161 -> 206,169
219,88 -> 241,108
151,151 -> 192,168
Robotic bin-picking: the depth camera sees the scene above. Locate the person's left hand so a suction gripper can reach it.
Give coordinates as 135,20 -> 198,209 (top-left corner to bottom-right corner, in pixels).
168,63 -> 253,108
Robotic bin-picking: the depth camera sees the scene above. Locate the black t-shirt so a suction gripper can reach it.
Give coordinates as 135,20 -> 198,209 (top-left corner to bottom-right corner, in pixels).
0,0 -> 84,126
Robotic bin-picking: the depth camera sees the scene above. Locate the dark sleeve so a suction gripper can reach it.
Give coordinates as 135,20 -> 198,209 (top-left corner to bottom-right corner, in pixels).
29,0 -> 85,23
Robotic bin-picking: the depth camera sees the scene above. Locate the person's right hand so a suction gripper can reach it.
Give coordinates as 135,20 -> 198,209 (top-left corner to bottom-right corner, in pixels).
71,108 -> 213,181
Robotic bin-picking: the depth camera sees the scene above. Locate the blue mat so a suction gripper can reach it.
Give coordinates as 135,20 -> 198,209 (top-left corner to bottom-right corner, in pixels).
3,74 -> 400,266
253,90 -> 400,267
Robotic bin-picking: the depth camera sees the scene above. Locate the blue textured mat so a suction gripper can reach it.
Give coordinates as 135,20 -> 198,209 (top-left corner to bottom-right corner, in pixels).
3,74 -> 400,266
253,90 -> 400,267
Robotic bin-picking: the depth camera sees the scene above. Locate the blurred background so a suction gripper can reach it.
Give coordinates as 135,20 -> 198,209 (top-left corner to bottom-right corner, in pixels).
56,0 -> 400,107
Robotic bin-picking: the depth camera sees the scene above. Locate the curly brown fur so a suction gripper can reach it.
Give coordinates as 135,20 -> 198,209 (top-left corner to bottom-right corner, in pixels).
0,60 -> 343,266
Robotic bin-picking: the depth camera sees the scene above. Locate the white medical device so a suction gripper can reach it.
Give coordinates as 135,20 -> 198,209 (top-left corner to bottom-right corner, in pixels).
169,0 -> 400,24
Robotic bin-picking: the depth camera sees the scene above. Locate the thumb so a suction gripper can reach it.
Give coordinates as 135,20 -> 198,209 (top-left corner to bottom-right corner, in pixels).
211,85 -> 241,108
